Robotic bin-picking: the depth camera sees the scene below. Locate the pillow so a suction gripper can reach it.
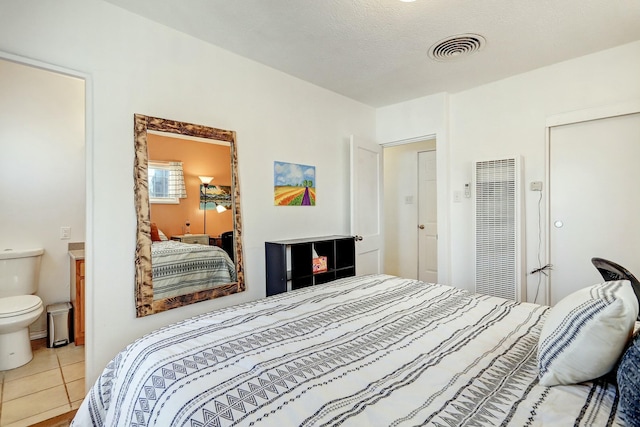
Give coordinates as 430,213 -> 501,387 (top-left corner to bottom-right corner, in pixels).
158,229 -> 168,241
617,332 -> 640,426
150,223 -> 161,242
537,280 -> 638,386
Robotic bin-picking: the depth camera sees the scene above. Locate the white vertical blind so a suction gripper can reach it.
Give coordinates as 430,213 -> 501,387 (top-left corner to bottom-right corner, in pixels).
475,157 -> 522,301
167,161 -> 187,198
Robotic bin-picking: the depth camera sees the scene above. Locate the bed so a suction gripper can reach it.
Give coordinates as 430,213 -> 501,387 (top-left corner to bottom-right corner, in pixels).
151,240 -> 237,300
73,274 -> 637,426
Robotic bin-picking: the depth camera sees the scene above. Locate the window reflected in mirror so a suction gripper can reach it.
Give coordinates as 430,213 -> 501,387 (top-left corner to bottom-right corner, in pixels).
148,160 -> 186,204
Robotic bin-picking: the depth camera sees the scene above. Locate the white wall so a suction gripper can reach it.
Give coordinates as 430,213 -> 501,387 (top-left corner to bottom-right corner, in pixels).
378,40 -> 640,303
0,0 -> 375,385
0,59 -> 85,335
383,139 -> 436,278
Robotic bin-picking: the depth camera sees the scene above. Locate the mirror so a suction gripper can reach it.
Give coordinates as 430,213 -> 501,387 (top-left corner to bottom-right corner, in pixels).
134,114 -> 245,317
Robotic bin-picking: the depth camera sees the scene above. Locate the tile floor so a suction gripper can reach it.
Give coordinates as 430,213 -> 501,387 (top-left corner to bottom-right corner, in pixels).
0,339 -> 84,427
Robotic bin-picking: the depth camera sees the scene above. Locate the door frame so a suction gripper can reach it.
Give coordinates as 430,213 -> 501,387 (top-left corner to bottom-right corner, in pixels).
382,133 -> 449,285
545,99 -> 640,305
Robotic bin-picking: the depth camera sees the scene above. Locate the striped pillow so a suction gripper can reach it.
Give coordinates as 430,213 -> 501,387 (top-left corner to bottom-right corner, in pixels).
537,281 -> 638,386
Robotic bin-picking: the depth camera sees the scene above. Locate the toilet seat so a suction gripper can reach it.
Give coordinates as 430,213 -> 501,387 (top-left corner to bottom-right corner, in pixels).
0,295 -> 43,318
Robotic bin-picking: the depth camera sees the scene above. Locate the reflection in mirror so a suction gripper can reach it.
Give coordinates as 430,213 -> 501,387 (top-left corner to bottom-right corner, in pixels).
134,114 -> 244,317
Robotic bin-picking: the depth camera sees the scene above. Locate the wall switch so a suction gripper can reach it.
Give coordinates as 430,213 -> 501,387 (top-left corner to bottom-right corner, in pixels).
530,181 -> 543,191
60,226 -> 71,240
404,195 -> 414,204
453,191 -> 462,203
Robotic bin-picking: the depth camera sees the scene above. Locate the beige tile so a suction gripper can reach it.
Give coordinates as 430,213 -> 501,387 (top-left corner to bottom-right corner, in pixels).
32,344 -> 57,358
3,368 -> 63,401
57,345 -> 84,367
61,361 -> 84,383
0,385 -> 69,425
2,351 -> 59,382
71,398 -> 84,411
30,338 -> 48,352
1,404 -> 71,427
66,378 -> 85,403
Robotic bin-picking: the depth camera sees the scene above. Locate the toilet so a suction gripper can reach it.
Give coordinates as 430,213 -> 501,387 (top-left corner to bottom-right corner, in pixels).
0,248 -> 45,371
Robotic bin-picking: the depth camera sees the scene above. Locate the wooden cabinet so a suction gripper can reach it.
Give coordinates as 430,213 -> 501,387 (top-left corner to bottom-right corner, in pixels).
265,235 -> 355,296
70,257 -> 85,346
171,234 -> 209,245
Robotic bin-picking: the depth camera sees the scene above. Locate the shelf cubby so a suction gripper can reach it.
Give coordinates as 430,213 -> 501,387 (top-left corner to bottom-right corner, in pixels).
265,235 -> 356,296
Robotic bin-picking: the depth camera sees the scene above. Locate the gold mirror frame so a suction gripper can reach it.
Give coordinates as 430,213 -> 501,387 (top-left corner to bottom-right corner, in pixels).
134,114 -> 245,317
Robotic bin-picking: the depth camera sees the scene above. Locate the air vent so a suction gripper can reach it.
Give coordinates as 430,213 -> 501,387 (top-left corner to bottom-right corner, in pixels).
428,34 -> 486,61
474,157 -> 524,302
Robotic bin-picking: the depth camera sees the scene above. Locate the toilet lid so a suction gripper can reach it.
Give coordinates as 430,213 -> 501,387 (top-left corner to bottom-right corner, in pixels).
0,295 -> 43,318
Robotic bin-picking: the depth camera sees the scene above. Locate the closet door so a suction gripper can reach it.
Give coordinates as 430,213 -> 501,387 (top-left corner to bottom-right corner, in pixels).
549,112 -> 640,305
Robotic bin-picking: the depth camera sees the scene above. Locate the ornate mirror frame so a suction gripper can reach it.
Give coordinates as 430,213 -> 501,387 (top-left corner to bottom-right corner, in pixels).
134,114 -> 245,317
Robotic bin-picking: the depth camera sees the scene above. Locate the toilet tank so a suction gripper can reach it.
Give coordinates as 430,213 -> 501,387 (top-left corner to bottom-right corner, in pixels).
0,248 -> 44,298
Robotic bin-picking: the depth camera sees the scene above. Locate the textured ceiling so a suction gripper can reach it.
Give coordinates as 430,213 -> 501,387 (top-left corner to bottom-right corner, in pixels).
104,0 -> 640,107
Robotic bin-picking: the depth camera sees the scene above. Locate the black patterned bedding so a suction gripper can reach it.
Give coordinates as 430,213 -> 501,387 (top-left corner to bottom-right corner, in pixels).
151,240 -> 236,300
72,274 -> 624,426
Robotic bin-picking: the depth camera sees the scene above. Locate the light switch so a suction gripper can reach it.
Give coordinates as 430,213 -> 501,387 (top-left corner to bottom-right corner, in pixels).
60,226 -> 71,240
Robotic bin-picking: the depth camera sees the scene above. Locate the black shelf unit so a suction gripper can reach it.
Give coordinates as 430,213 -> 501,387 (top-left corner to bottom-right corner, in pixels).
265,235 -> 356,296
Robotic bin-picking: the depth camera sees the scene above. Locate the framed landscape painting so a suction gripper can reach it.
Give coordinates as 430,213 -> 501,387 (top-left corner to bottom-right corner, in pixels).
274,161 -> 316,206
200,184 -> 232,210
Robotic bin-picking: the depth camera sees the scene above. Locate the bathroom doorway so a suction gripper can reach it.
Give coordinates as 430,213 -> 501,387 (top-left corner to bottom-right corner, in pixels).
0,54 -> 87,425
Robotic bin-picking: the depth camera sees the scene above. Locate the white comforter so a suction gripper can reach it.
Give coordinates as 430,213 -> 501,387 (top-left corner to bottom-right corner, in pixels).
73,275 -> 624,426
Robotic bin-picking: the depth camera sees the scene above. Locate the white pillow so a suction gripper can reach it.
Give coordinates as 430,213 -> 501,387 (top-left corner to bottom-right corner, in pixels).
537,280 -> 638,386
158,229 -> 168,241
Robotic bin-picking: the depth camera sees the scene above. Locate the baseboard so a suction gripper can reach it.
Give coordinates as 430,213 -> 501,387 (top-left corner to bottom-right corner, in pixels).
30,330 -> 47,340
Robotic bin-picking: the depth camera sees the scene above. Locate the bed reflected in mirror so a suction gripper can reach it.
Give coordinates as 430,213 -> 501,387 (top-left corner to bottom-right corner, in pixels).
134,114 -> 244,317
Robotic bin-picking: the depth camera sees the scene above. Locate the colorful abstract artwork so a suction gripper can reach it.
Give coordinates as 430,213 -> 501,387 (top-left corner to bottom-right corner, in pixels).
274,161 -> 316,206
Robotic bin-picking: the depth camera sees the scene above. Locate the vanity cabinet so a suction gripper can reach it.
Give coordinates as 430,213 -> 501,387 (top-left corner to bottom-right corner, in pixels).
69,253 -> 85,346
265,235 -> 356,296
171,234 -> 209,245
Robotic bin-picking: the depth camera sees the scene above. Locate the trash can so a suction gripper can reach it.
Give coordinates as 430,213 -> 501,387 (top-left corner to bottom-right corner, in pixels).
47,302 -> 71,348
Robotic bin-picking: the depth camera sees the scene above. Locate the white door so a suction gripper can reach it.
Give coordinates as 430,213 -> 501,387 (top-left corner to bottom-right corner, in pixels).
418,150 -> 437,282
549,113 -> 640,304
350,135 -> 383,275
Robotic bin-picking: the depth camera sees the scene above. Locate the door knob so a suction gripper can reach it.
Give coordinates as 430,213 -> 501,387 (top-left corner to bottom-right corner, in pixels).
354,235 -> 363,241
418,225 -> 425,229
554,220 -> 564,228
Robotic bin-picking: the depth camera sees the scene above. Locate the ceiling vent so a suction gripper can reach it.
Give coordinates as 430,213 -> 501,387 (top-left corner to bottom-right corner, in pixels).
428,34 -> 486,61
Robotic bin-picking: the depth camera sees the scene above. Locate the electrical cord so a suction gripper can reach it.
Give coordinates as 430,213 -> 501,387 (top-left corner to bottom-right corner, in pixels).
530,189 -> 552,304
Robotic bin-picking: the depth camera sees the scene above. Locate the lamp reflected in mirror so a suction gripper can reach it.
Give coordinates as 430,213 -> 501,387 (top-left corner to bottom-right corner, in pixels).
199,175 -> 213,235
